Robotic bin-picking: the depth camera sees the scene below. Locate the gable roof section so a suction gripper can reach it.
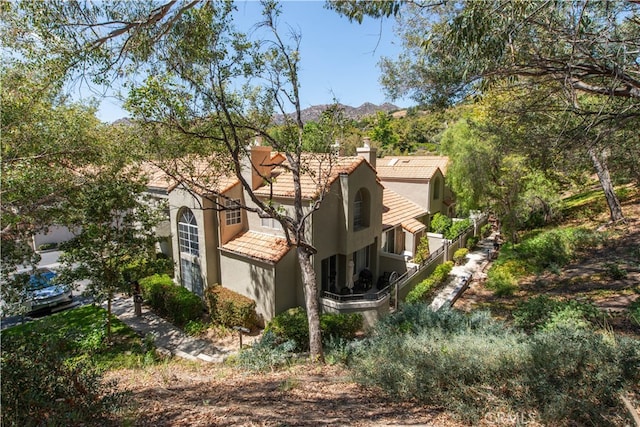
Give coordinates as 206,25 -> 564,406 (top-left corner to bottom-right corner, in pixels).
382,188 -> 428,232
220,231 -> 290,264
376,156 -> 449,180
141,158 -> 240,196
254,155 -> 376,199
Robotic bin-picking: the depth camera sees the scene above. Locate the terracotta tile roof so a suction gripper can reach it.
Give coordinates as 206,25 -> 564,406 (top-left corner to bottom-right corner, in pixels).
376,156 -> 449,180
402,218 -> 427,234
141,158 -> 239,195
221,231 -> 290,263
382,188 -> 428,232
254,155 -> 374,199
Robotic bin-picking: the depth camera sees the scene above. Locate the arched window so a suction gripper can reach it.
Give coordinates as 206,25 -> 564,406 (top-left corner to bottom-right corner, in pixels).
178,209 -> 199,256
177,208 -> 203,296
353,188 -> 370,230
433,177 -> 441,200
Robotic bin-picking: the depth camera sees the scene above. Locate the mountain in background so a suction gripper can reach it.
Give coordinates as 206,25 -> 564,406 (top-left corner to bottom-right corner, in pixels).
276,102 -> 400,124
112,102 -> 402,125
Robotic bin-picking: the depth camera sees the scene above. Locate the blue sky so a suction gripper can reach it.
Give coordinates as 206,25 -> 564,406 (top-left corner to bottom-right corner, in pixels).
93,1 -> 410,122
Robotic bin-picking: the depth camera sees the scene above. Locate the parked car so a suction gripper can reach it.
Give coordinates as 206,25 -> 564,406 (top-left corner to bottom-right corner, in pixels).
23,268 -> 73,312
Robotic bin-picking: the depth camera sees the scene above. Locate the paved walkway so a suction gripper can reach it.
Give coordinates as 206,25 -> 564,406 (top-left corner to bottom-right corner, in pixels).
106,295 -> 235,363
429,233 -> 495,311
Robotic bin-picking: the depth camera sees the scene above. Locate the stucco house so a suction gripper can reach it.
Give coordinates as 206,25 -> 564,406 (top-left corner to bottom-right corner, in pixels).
375,154 -> 456,225
143,141 -> 455,326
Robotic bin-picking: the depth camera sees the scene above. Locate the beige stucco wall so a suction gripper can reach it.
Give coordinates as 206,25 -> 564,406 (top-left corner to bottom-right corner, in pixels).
312,162 -> 383,290
219,250 -> 277,321
168,186 -> 221,291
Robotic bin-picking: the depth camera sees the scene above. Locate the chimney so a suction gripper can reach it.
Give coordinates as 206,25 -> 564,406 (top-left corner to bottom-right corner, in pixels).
250,144 -> 272,190
356,137 -> 377,169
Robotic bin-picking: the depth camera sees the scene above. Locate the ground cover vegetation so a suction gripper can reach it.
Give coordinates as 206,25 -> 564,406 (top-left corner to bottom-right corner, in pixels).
1,305 -> 158,427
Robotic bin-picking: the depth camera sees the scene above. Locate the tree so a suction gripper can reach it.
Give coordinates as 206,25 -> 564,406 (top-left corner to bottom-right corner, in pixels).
5,0 -> 334,361
330,0 -> 640,222
0,64 -> 106,316
441,116 -> 559,242
124,2 -> 333,361
57,165 -> 165,342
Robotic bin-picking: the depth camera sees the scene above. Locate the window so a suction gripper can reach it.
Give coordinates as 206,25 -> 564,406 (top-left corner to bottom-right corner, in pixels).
382,228 -> 406,255
433,177 -> 441,200
178,208 -> 203,295
382,229 -> 395,254
178,209 -> 199,256
321,255 -> 338,292
353,246 -> 370,274
353,188 -> 369,229
225,198 -> 241,226
261,216 -> 282,230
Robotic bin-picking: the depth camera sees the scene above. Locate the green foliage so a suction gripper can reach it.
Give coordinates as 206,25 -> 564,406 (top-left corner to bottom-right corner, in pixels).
453,248 -> 468,265
412,236 -> 430,264
430,212 -> 452,234
446,219 -> 471,240
465,235 -> 479,249
37,242 -> 58,251
233,331 -> 297,373
139,274 -> 204,327
603,262 -> 628,280
263,307 -> 363,353
485,260 -> 524,296
486,227 -> 605,297
513,296 -> 601,333
204,285 -> 258,329
183,320 -> 207,336
405,261 -> 453,303
481,223 -> 492,237
0,305 -> 152,426
351,307 -> 640,425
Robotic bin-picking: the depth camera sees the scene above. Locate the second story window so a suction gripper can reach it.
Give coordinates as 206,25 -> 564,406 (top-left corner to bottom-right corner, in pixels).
433,177 -> 441,200
225,198 -> 241,226
353,188 -> 369,230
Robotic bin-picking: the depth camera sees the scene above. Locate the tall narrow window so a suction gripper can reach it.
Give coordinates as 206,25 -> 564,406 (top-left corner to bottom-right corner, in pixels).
353,246 -> 370,274
225,198 -> 241,225
433,177 -> 441,200
353,188 -> 369,229
178,208 -> 203,295
321,255 -> 338,292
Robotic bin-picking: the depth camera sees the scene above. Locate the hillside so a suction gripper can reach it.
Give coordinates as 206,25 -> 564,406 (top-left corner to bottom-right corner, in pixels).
275,102 -> 400,124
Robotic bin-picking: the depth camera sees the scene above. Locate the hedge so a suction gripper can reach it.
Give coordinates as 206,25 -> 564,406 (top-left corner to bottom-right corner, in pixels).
139,274 -> 204,327
204,285 -> 258,329
405,261 -> 454,304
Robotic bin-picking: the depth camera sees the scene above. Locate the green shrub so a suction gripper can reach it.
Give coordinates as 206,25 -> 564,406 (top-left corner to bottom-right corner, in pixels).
413,236 -> 430,264
233,331 -> 297,372
466,235 -> 479,249
37,242 -> 58,251
513,296 -> 601,333
430,213 -> 452,234
405,261 -> 453,303
446,219 -> 471,239
205,285 -> 258,329
184,319 -> 207,336
320,312 -> 363,341
603,262 -> 628,280
264,308 -> 364,352
486,260 -> 526,296
1,320 -> 127,426
351,307 -> 640,425
139,274 -> 204,327
453,248 -> 468,265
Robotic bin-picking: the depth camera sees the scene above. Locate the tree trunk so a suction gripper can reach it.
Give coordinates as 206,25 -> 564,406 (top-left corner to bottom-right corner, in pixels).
588,146 -> 624,222
296,246 -> 324,363
107,294 -> 112,344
